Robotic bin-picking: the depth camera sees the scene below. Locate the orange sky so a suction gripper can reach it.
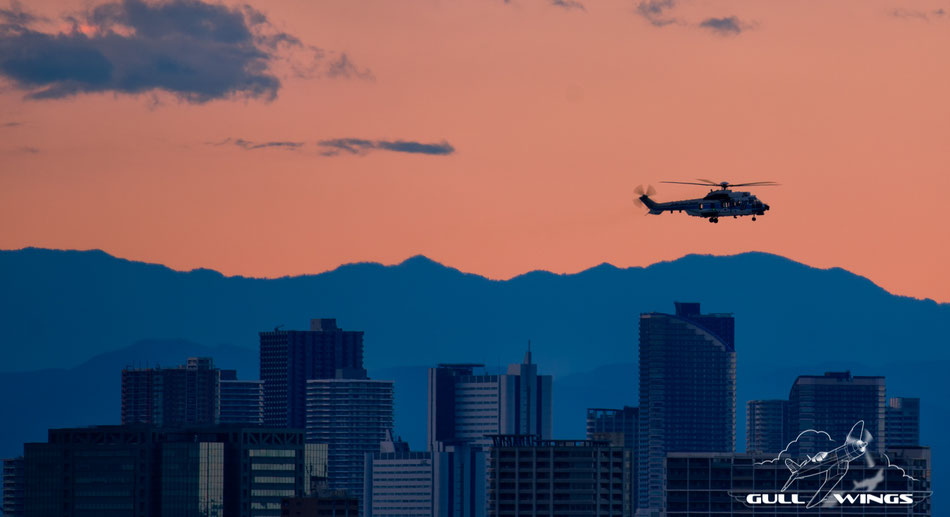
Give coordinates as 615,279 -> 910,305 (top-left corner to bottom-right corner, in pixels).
2,0 -> 949,302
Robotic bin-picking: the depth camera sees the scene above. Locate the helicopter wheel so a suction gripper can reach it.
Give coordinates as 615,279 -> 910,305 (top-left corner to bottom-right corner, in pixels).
752,216 -> 757,221
709,218 -> 718,224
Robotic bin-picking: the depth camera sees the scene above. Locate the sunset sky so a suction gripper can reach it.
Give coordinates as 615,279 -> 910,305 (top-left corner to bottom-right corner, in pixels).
2,0 -> 949,302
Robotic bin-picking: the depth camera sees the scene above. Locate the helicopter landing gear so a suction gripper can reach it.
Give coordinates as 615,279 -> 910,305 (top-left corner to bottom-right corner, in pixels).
709,217 -> 719,224
752,216 -> 757,221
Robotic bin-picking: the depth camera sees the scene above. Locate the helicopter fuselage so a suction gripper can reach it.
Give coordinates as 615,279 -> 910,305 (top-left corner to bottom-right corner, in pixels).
639,188 -> 770,222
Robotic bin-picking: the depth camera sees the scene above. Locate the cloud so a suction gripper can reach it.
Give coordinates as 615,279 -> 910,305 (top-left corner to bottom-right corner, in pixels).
326,53 -> 374,81
211,137 -> 304,150
890,7 -> 946,20
0,0 -> 372,102
699,16 -> 746,35
551,0 -> 586,12
1,120 -> 22,127
636,0 -> 679,27
0,1 -> 44,26
317,138 -> 455,157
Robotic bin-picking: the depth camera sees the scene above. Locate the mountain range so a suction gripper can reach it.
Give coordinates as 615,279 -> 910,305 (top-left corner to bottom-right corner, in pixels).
0,247 -> 946,510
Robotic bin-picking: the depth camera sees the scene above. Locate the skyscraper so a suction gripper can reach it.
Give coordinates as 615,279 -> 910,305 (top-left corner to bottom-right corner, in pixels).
786,371 -> 885,454
637,302 -> 736,515
305,375 -> 394,505
427,352 -> 552,450
260,319 -> 364,428
745,400 -> 787,454
219,370 -> 264,425
886,397 -> 921,448
121,357 -> 220,426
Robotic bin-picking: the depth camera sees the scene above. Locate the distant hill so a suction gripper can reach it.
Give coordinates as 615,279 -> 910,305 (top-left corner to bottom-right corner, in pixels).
0,248 -> 947,510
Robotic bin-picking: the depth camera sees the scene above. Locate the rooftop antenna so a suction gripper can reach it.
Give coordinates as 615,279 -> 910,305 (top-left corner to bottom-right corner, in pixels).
275,324 -> 285,332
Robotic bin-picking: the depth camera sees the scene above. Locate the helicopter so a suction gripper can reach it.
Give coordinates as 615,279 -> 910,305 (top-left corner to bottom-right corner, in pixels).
634,179 -> 778,223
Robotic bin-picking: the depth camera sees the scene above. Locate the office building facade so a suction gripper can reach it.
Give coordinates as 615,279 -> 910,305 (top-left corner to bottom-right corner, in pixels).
637,302 -> 736,514
306,376 -> 394,504
886,397 -> 921,448
260,319 -> 364,428
121,357 -> 221,426
488,435 -> 633,517
586,407 -> 638,448
787,371 -> 886,455
2,456 -> 25,517
19,425 -> 321,517
745,399 -> 788,454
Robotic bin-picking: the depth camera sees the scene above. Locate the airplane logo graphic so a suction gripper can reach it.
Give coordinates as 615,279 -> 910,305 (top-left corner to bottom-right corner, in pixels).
781,420 -> 871,508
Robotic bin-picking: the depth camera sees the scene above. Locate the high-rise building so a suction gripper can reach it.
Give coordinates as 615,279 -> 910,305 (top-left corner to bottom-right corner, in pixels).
20,425 -> 322,517
362,435 -> 488,517
260,319 -> 364,428
745,400 -> 787,454
219,369 -> 264,425
306,375 -> 394,505
487,435 -> 633,517
2,456 -> 25,517
786,371 -> 885,455
363,433 -> 433,517
637,302 -> 736,514
587,407 -> 638,448
664,448 -> 931,516
121,357 -> 221,426
887,397 -> 921,448
427,352 -> 552,450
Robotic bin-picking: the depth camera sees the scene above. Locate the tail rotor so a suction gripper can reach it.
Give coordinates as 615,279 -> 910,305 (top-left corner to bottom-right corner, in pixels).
633,185 -> 656,213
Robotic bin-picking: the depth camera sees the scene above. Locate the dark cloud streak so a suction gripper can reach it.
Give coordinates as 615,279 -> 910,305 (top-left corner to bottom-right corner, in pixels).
636,0 -> 679,27
318,138 -> 455,157
551,0 -> 586,12
699,16 -> 744,35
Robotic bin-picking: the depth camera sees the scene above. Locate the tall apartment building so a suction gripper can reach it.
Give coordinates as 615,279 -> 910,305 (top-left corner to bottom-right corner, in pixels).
586,407 -> 638,448
219,369 -> 264,425
637,302 -> 736,514
121,357 -> 220,426
305,375 -> 394,505
427,352 -> 552,450
19,425 -> 326,517
745,399 -> 787,454
887,397 -> 921,448
787,371 -> 886,455
260,319 -> 364,428
488,435 -> 633,517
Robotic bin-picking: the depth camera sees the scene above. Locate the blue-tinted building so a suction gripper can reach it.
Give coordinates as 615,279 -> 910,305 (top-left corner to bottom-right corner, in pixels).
19,425 -> 322,517
586,407 -> 638,448
220,370 -> 264,425
787,371 -> 885,455
887,397 -> 921,448
637,302 -> 736,515
260,319 -> 364,428
746,400 -> 787,454
306,375 -> 394,505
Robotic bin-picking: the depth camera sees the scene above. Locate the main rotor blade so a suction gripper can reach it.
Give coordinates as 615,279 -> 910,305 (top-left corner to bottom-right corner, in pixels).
661,181 -> 716,186
728,181 -> 780,187
695,178 -> 721,185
